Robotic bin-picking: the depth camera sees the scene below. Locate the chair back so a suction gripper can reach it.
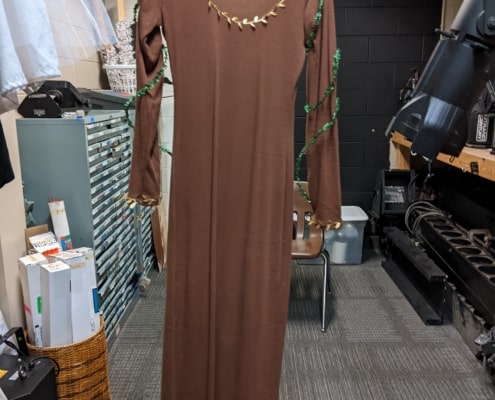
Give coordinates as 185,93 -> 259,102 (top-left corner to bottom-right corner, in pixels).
292,181 -> 324,259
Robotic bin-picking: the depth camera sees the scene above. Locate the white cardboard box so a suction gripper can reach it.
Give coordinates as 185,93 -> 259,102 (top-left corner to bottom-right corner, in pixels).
69,247 -> 101,334
28,231 -> 61,256
18,252 -> 47,347
48,200 -> 73,251
55,248 -> 100,342
40,261 -> 72,347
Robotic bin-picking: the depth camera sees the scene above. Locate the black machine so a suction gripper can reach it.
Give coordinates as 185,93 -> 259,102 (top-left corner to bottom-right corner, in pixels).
0,328 -> 58,400
0,355 -> 57,400
387,0 -> 495,160
383,1 -> 495,373
17,81 -> 92,118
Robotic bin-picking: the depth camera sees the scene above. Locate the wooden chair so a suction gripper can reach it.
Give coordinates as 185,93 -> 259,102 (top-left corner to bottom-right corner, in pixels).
292,181 -> 331,332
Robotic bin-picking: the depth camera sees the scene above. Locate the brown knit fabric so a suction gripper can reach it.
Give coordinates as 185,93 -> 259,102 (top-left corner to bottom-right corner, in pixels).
129,1 -> 341,399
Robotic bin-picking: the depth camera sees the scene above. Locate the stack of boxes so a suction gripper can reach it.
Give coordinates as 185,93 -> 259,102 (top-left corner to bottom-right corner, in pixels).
18,247 -> 100,347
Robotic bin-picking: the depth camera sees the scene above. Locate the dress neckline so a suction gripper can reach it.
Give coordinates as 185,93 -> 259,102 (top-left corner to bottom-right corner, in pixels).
208,0 -> 287,30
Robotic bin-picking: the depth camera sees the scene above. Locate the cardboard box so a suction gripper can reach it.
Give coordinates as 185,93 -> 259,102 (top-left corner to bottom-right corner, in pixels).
55,248 -> 100,342
18,253 -> 47,347
324,206 -> 369,264
24,225 -> 48,250
28,231 -> 61,257
48,200 -> 73,251
40,261 -> 72,347
69,247 -> 101,334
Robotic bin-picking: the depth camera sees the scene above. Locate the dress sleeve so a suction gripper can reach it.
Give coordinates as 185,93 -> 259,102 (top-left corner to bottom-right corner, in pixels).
127,0 -> 165,206
304,0 -> 342,230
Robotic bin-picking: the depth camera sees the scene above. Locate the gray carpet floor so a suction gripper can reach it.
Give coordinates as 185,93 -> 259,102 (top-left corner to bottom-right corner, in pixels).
108,247 -> 495,399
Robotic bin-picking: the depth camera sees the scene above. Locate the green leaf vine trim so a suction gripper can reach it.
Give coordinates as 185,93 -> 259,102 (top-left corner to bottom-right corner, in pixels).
133,1 -> 139,25
296,47 -> 342,202
124,46 -> 173,156
304,48 -> 341,113
305,0 -> 325,54
125,2 -> 173,156
295,97 -> 340,202
128,0 -> 339,182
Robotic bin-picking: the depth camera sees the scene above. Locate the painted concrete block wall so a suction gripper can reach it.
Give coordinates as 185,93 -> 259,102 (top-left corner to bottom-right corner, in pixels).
0,47 -> 104,329
295,0 -> 443,212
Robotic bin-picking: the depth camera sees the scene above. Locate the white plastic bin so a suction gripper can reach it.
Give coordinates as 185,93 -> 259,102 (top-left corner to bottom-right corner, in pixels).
324,206 -> 369,264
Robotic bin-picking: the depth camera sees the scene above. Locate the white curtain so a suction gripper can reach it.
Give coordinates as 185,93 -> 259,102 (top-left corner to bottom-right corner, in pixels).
0,0 -> 117,114
45,0 -> 117,63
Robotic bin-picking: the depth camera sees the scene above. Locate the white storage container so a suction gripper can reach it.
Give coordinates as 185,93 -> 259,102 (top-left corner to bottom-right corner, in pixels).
324,206 -> 369,264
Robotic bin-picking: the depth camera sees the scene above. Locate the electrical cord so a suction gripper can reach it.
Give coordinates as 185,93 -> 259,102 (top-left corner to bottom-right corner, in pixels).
28,356 -> 60,377
404,200 -> 445,237
406,172 -> 419,204
406,194 -> 495,399
405,198 -> 495,269
411,210 -> 444,238
1,339 -> 26,358
1,336 -> 60,378
405,196 -> 495,258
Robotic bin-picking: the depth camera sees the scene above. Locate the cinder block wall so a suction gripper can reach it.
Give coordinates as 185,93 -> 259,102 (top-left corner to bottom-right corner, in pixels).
294,0 -> 443,211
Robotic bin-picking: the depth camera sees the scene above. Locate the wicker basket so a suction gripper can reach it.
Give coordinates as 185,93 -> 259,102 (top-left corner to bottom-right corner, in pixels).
103,64 -> 136,95
27,317 -> 111,400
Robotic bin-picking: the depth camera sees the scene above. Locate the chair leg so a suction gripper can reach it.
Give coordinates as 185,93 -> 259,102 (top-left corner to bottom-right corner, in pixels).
324,249 -> 331,295
320,250 -> 330,332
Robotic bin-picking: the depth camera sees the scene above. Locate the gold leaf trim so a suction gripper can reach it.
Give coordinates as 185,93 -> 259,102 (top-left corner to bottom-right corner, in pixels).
308,217 -> 342,231
208,0 -> 286,30
125,194 -> 161,207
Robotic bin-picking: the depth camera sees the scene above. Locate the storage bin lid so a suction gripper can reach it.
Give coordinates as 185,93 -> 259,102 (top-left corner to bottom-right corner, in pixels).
341,206 -> 368,222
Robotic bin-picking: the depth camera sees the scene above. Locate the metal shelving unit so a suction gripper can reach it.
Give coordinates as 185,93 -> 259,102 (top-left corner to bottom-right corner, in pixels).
17,110 -> 156,343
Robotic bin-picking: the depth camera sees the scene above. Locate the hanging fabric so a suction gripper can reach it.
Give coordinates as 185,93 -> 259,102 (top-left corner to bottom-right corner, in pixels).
0,0 -> 117,115
0,0 -> 60,114
130,0 -> 342,399
45,0 -> 117,64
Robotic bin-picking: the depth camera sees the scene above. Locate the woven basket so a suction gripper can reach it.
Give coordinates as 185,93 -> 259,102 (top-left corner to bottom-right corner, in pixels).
27,317 -> 111,400
103,64 -> 136,94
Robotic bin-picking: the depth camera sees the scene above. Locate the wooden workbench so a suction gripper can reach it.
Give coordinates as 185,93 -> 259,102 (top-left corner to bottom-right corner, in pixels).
390,132 -> 495,182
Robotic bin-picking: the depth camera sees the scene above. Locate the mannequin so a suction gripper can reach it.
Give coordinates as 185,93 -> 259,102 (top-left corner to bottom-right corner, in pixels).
129,1 -> 342,399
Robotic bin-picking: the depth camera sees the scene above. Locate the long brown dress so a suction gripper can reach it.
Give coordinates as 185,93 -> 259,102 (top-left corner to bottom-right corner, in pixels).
128,0 -> 342,399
